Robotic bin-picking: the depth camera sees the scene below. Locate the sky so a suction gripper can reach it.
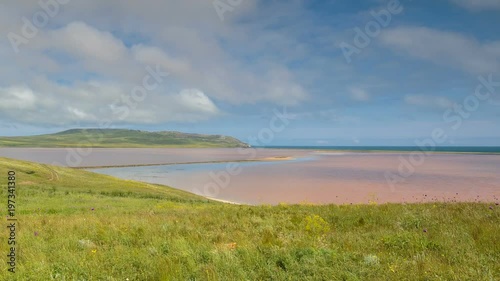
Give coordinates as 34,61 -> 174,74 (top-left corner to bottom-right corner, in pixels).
0,0 -> 499,146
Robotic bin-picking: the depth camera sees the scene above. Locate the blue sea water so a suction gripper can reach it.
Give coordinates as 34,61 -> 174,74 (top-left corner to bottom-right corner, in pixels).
256,146 -> 500,153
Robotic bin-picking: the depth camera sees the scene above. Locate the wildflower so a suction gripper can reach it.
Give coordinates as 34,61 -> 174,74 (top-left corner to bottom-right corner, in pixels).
91,208 -> 95,211
79,239 -> 96,248
304,214 -> 330,235
423,228 -> 427,233
363,254 -> 379,265
389,264 -> 396,273
91,249 -> 97,254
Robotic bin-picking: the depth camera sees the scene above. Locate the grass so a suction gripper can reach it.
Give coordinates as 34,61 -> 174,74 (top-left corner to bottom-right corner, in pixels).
0,157 -> 498,280
0,129 -> 249,148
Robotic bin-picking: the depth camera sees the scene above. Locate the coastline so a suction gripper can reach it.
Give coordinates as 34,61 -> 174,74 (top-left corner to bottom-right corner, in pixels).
205,197 -> 245,205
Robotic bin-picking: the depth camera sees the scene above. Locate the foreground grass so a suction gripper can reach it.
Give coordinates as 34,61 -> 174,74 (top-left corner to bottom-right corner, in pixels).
0,157 -> 498,280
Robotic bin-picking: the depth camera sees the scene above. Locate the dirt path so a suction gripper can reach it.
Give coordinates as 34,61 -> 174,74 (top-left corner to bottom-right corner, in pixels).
41,164 -> 60,181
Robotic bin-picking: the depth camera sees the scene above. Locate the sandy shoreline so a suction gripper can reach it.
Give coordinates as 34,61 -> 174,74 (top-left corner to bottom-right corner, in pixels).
205,197 -> 244,205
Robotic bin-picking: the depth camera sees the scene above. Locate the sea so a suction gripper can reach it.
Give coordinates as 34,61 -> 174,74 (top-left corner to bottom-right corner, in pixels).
256,146 -> 500,153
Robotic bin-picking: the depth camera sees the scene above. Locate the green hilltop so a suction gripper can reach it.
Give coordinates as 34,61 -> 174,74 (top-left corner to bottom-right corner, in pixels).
0,128 -> 250,148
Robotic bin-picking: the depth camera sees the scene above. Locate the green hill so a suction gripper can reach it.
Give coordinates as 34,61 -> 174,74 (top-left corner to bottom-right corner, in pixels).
0,157 -> 498,280
0,129 -> 250,148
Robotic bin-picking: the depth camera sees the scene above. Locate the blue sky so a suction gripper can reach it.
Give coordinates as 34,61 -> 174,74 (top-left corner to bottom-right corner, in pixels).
0,0 -> 499,146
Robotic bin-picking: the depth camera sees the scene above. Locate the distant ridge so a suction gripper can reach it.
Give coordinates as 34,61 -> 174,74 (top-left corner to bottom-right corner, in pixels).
0,128 -> 250,148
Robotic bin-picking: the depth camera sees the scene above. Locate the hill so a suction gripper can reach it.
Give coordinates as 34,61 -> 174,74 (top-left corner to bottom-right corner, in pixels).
0,129 -> 250,148
0,157 -> 498,280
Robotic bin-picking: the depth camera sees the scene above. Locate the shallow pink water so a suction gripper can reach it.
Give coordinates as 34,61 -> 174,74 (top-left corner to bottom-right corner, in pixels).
1,148 -> 499,205
0,148 -> 308,167
151,153 -> 500,205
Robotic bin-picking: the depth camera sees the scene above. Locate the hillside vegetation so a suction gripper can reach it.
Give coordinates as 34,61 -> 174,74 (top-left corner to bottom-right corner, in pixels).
0,157 -> 498,280
0,129 -> 250,148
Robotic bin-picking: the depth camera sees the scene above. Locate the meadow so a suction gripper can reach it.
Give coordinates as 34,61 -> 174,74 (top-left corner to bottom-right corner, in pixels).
0,157 -> 498,280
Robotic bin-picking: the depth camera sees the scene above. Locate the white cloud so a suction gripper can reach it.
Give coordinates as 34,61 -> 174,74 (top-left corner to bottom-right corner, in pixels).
66,106 -> 96,121
0,81 -> 222,126
404,94 -> 454,109
50,22 -> 128,62
380,26 -> 500,74
449,0 -> 500,11
2,16 -> 309,120
0,0 -> 315,129
132,45 -> 191,77
117,88 -> 221,124
176,89 -> 219,115
0,86 -> 37,110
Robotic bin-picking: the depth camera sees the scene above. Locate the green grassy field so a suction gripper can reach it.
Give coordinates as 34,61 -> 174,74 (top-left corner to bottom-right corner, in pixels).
0,129 -> 249,148
0,157 -> 498,280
